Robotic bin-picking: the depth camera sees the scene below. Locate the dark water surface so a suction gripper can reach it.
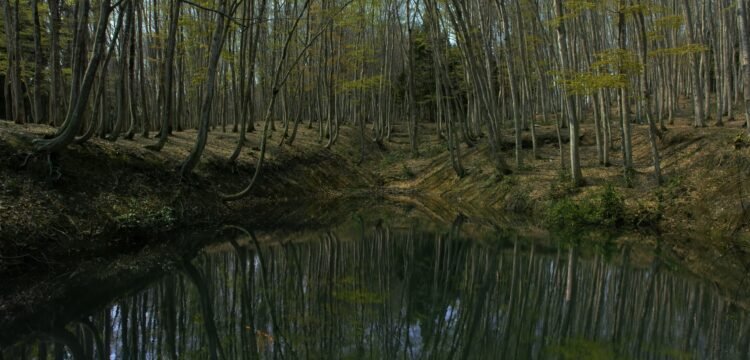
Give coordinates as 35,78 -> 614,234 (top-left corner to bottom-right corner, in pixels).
2,213 -> 749,359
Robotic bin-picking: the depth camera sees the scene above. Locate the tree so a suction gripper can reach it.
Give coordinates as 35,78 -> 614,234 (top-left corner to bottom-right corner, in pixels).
32,0 -> 114,156
553,0 -> 583,185
683,0 -> 705,127
739,0 -> 750,132
635,0 -> 662,184
2,0 -> 26,123
146,0 -> 181,152
178,0 -> 234,178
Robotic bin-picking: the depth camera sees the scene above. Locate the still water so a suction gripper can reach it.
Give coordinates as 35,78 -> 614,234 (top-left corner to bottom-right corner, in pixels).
2,215 -> 749,359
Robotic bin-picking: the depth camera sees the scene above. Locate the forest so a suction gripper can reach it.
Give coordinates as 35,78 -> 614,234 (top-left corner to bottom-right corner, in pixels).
2,0 -> 750,358
0,0 -> 748,183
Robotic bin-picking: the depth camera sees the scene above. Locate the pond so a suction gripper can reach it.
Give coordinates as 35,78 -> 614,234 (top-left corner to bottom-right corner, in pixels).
1,211 -> 749,359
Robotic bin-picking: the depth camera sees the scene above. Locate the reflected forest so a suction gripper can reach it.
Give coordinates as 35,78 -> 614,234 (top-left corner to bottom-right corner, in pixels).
4,220 -> 750,359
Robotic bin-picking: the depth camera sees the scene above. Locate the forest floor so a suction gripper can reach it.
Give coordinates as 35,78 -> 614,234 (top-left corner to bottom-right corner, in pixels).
1,108 -> 750,314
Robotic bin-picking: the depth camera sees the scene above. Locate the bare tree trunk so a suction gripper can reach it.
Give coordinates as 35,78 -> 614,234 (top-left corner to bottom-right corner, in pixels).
2,0 -> 26,124
31,0 -> 45,124
33,0 -> 113,154
618,2 -> 633,173
635,0 -> 662,185
684,0 -> 706,127
738,0 -> 750,132
146,0 -> 181,151
48,0 -> 63,125
406,0 -> 419,157
179,0 -> 231,178
554,0 -> 583,185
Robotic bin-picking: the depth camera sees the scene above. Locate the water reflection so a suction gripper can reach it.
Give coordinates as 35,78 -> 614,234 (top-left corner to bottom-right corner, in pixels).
3,218 -> 749,359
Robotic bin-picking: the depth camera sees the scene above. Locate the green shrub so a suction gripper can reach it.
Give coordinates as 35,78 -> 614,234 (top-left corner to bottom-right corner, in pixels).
115,205 -> 176,230
545,185 -> 627,230
401,164 -> 416,179
504,190 -> 532,213
549,171 -> 577,200
590,185 -> 626,227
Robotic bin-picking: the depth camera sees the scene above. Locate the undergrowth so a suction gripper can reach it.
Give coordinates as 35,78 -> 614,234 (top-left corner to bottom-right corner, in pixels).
545,184 -> 629,231
114,200 -> 177,230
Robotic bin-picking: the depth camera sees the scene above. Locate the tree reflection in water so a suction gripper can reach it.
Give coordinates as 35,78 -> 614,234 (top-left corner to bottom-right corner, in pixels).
4,218 -> 749,359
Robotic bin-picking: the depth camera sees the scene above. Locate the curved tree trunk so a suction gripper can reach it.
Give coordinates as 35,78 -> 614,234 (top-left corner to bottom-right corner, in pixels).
221,0 -> 314,201
179,0 -> 230,177
33,0 -> 113,154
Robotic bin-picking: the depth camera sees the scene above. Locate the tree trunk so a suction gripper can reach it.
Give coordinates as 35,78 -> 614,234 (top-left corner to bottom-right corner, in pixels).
179,0 -> 230,177
684,0 -> 706,127
2,0 -> 26,124
31,0 -> 45,124
554,0 -> 583,185
146,0 -> 181,151
33,0 -> 113,154
636,0 -> 662,185
738,0 -> 750,132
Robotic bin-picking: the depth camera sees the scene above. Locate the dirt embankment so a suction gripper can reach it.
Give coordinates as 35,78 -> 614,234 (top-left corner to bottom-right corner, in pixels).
0,121 -> 378,281
384,120 -> 750,308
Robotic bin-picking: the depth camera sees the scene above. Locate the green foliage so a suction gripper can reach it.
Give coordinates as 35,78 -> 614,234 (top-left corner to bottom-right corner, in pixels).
339,74 -> 384,93
631,200 -> 662,228
333,276 -> 384,304
650,44 -> 709,58
654,15 -> 684,30
548,171 -> 577,200
115,204 -> 176,230
547,1 -> 599,28
420,143 -> 444,159
564,1 -> 597,13
554,47 -> 644,94
558,71 -> 628,95
380,150 -> 407,167
545,185 -> 627,230
0,1 -> 53,79
401,164 -> 415,179
546,338 -> 626,360
591,49 -> 643,75
733,132 -> 750,149
504,188 -> 532,214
